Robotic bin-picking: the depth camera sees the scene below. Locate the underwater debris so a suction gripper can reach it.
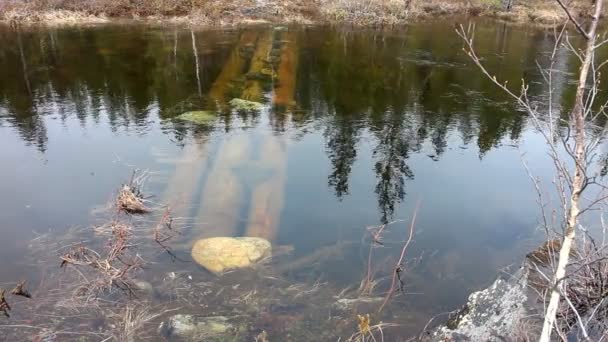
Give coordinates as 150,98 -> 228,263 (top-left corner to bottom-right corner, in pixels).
10,280 -> 31,299
229,98 -> 264,112
176,111 -> 217,125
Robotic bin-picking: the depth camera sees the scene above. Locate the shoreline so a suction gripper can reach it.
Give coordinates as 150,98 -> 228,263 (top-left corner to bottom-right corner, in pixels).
0,1 -> 586,28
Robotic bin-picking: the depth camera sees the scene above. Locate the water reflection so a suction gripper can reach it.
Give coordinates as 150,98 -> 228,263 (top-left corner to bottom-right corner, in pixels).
0,22 -> 600,235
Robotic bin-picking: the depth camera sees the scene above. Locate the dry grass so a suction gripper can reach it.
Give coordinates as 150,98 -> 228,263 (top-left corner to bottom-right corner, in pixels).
0,170 -> 182,341
0,0 -> 598,26
60,222 -> 143,296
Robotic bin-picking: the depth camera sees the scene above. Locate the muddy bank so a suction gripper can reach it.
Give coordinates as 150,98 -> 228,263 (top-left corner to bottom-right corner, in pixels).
0,0 -> 593,27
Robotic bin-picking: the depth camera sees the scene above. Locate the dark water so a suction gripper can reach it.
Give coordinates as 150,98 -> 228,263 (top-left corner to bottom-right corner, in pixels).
0,20 -> 597,339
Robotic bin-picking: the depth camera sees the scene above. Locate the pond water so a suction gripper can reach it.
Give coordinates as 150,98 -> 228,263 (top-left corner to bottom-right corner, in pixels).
0,20 -> 598,340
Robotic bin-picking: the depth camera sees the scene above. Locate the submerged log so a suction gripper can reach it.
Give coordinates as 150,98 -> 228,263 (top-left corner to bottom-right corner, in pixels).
195,134 -> 250,238
273,31 -> 299,109
162,32 -> 257,221
209,31 -> 258,104
241,32 -> 274,102
161,143 -> 210,219
275,241 -> 356,274
245,135 -> 287,241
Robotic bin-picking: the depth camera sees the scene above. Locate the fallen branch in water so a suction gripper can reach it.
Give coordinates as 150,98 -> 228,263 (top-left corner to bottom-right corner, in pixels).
378,201 -> 420,313
61,222 -> 143,296
11,281 -> 31,299
0,289 -> 11,317
360,220 -> 403,296
153,206 -> 185,261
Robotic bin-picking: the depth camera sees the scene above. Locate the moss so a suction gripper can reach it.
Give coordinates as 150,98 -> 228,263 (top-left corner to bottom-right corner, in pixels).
229,98 -> 264,112
176,111 -> 217,124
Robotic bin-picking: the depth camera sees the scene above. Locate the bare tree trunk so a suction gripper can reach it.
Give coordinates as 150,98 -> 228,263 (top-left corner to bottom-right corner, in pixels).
539,1 -> 603,340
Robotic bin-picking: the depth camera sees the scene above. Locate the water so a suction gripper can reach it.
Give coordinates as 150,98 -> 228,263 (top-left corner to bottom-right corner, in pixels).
0,20 -> 597,340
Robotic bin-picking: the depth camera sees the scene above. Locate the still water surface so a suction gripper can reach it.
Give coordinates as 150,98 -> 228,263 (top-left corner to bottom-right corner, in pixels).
0,20 -> 588,339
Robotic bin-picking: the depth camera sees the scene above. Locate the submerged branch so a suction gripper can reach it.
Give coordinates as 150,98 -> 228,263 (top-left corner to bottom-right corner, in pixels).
378,201 -> 420,313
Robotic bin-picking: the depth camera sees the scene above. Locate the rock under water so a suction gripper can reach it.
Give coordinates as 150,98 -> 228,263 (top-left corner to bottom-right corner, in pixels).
176,111 -> 217,124
229,98 -> 264,112
191,237 -> 272,274
158,314 -> 239,340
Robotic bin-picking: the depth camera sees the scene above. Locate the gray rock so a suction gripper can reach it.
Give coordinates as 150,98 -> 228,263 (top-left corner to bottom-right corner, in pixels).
429,266 -> 539,341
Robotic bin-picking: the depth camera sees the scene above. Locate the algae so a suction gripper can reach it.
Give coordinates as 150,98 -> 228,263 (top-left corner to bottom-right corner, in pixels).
177,111 -> 217,124
229,98 -> 264,112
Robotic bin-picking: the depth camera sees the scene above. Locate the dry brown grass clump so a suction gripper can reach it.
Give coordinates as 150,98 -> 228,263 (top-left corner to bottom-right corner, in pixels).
116,170 -> 150,214
117,184 -> 149,213
60,222 -> 143,296
320,0 -> 412,26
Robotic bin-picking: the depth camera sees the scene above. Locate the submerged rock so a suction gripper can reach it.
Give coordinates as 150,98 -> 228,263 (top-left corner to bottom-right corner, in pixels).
159,314 -> 237,340
229,98 -> 264,112
132,280 -> 154,294
191,237 -> 272,274
177,111 -> 216,124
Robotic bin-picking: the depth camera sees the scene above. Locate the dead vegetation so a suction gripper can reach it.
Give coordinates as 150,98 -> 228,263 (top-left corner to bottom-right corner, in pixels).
0,289 -> 11,318
0,169 -> 416,340
117,170 -> 150,214
0,171 -> 183,340
0,0 -> 597,26
56,171 -> 162,297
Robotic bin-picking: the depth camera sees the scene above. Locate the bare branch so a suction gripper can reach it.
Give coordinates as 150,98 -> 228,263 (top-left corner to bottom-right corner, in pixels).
555,0 -> 590,39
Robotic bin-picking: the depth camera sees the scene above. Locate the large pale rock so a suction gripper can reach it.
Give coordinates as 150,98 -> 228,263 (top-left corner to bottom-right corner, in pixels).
191,237 -> 271,274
